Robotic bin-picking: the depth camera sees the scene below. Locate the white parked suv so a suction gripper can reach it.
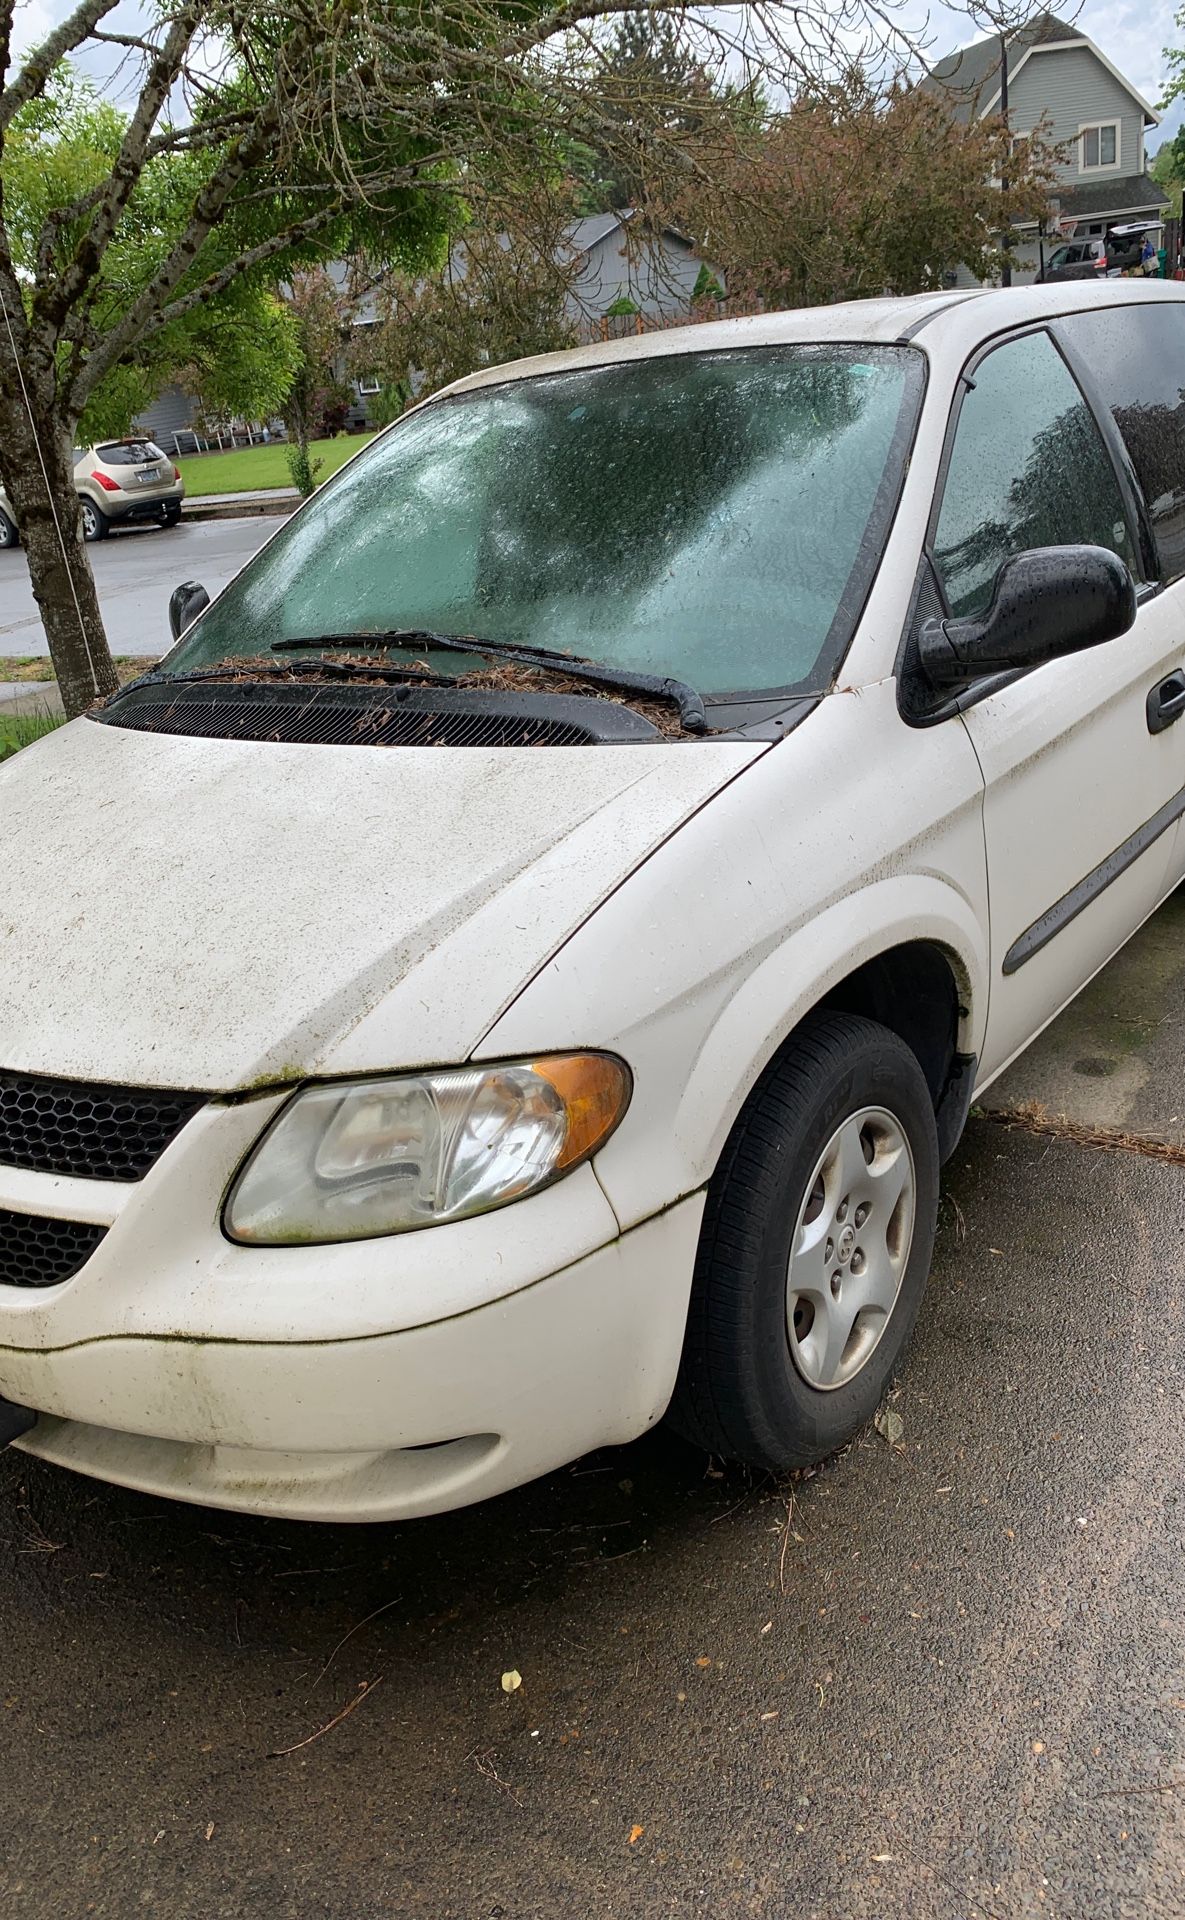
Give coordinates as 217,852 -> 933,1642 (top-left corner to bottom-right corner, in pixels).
0,282 -> 1182,1522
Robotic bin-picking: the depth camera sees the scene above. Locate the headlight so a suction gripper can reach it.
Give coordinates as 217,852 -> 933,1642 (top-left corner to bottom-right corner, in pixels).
225,1054 -> 631,1245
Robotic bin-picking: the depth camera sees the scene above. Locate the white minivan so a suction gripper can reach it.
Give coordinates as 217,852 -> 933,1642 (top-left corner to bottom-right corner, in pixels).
1,282 -> 1183,1522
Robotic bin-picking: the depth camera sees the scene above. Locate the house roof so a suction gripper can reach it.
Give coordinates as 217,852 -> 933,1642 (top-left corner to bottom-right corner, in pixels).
924,12 -> 1077,122
1052,171 -> 1170,218
924,10 -> 1158,127
563,210 -> 689,260
565,212 -> 630,254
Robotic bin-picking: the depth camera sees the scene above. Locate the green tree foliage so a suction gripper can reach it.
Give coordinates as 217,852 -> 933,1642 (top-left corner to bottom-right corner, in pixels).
4,70 -> 308,435
1152,137 -> 1184,216
571,11 -> 723,210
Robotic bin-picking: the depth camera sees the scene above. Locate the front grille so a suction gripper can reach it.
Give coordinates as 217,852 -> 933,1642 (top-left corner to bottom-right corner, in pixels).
96,680 -> 661,748
0,1069 -> 205,1182
0,1209 -> 107,1288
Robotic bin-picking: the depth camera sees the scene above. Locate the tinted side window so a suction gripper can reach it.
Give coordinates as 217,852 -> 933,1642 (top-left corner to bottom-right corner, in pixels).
933,330 -> 1139,618
1059,304 -> 1185,584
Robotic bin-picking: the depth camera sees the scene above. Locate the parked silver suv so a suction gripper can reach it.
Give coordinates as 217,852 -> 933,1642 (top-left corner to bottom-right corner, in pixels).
0,440 -> 185,547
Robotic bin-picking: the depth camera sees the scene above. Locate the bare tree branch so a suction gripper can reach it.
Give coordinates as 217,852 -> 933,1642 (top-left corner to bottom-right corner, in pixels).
36,7 -> 201,330
0,0 -> 121,134
71,199 -> 350,406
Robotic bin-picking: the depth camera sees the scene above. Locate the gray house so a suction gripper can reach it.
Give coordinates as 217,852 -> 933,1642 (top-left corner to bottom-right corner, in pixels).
560,211 -> 713,336
925,10 -> 1168,285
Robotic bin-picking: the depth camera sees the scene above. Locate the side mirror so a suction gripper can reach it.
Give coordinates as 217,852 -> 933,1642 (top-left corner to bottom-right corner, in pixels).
168,579 -> 210,641
919,546 -> 1136,690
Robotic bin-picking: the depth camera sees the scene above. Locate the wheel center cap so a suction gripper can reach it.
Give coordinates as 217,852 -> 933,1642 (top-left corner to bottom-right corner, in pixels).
836,1224 -> 856,1263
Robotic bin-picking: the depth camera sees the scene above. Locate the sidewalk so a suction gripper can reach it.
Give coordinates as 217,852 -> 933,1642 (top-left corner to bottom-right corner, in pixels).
0,681 -> 63,716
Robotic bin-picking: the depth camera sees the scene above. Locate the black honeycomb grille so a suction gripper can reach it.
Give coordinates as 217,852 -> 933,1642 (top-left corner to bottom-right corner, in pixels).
0,1209 -> 107,1288
96,680 -> 662,748
0,1069 -> 205,1181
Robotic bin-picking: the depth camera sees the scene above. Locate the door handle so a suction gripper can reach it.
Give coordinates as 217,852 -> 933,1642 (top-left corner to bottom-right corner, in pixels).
1147,672 -> 1185,734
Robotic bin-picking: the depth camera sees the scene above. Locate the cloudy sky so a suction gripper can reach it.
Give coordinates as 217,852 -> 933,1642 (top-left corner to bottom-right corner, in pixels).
8,0 -> 1183,144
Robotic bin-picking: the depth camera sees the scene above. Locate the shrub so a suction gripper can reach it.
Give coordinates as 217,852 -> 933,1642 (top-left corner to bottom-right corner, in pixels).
285,443 -> 324,498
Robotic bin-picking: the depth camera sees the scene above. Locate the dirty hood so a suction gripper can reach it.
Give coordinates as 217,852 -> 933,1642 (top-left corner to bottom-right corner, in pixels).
0,718 -> 758,1089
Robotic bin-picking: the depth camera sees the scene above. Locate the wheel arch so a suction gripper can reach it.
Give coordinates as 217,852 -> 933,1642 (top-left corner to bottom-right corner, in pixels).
674,876 -> 986,1186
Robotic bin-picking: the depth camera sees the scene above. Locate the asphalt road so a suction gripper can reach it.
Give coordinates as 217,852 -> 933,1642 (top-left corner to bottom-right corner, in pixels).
4,901 -> 1185,1919
0,517 -> 270,658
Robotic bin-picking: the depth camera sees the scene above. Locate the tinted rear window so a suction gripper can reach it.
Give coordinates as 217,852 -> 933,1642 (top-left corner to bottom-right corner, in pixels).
97,441 -> 165,466
1059,304 -> 1185,582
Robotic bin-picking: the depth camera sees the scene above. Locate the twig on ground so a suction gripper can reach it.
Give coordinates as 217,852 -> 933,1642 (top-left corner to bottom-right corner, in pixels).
309,1594 -> 402,1693
778,1487 -> 801,1595
269,1677 -> 383,1757
980,1102 -> 1185,1167
469,1745 -> 523,1807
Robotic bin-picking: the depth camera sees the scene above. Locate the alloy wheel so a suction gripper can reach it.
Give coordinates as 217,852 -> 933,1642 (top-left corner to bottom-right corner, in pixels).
786,1106 -> 916,1391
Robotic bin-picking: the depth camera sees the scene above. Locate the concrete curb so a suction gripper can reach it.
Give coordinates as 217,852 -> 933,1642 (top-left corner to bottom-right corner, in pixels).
182,496 -> 297,523
0,682 -> 65,718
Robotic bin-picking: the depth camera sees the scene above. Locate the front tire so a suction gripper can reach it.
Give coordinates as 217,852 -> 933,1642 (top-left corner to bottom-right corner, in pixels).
669,1013 -> 939,1471
80,498 -> 109,542
0,508 -> 17,549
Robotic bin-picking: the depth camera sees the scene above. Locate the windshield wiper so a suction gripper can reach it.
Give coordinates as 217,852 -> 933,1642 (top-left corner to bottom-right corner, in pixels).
270,628 -> 708,734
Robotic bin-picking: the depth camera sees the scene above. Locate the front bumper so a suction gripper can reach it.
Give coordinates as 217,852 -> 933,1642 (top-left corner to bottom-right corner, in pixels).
2,1197 -> 703,1521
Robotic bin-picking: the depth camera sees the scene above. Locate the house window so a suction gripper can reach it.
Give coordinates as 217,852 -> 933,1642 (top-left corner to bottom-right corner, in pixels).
1080,122 -> 1119,170
356,375 -> 381,396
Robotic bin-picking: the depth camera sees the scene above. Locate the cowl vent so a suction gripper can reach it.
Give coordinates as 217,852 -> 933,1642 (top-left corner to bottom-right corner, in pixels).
95,680 -> 663,748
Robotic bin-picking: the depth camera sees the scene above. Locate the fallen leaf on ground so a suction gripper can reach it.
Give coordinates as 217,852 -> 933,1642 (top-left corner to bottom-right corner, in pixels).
628,1825 -> 644,1845
874,1407 -> 904,1446
501,1669 -> 522,1694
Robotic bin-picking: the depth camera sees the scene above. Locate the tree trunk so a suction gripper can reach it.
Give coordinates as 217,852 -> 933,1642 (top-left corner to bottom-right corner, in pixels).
0,379 -> 119,720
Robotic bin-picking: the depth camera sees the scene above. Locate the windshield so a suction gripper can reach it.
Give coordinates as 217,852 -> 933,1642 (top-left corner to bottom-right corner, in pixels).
165,344 -> 923,701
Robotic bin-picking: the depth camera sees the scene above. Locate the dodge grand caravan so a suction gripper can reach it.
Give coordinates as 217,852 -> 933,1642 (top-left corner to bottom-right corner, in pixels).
1,281 -> 1182,1522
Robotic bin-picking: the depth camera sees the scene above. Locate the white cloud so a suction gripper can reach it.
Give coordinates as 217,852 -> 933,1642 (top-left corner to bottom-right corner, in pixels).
10,0 -> 57,62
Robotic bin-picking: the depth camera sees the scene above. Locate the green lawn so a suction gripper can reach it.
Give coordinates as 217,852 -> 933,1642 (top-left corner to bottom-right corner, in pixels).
176,432 -> 373,497
0,707 -> 66,760
0,656 -> 157,683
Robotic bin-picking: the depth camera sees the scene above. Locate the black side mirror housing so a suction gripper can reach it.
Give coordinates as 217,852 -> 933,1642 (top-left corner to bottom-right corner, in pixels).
168,579 -> 210,641
919,545 -> 1137,690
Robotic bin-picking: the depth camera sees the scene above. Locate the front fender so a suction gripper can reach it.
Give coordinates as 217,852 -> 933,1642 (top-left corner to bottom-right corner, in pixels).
481,681 -> 989,1233
671,873 -> 986,1180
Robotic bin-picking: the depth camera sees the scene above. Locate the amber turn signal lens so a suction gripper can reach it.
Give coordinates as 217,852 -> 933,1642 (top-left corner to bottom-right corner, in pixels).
531,1053 -> 632,1168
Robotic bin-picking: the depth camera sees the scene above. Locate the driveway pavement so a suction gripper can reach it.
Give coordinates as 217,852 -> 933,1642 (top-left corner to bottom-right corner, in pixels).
3,902 -> 1185,1920
0,518 -> 270,658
